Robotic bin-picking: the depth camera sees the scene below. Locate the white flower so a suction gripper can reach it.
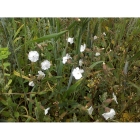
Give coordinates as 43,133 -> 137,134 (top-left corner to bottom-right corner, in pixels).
62,53 -> 72,64
41,60 -> 51,70
36,71 -> 45,79
102,109 -> 116,120
112,92 -> 118,104
79,59 -> 83,66
44,107 -> 50,115
78,18 -> 81,21
28,51 -> 39,62
72,67 -> 84,80
95,52 -> 100,56
103,32 -> 106,36
29,81 -> 34,87
67,37 -> 74,44
62,56 -> 68,64
80,44 -> 86,52
94,35 -> 98,40
87,106 -> 94,115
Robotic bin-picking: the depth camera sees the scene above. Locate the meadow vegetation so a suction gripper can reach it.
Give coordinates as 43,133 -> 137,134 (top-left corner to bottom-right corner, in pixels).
0,18 -> 140,122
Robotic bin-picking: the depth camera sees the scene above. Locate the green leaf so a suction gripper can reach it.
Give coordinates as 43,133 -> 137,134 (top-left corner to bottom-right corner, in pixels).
27,30 -> 68,43
3,62 -> 10,70
2,111 -> 10,117
89,61 -> 103,69
14,37 -> 22,44
0,47 -> 11,60
65,78 -> 83,97
1,99 -> 8,106
14,112 -> 19,118
14,24 -> 24,38
4,79 -> 12,90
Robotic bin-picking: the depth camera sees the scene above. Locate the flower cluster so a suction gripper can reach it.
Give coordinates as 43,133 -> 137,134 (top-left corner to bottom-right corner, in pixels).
64,38 -> 85,80
28,50 -> 51,87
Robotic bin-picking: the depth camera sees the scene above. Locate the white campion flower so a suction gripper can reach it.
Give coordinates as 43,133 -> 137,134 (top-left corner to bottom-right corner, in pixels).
87,106 -> 94,115
102,109 -> 116,120
41,60 -> 51,70
28,51 -> 39,62
29,81 -> 34,87
44,107 -> 50,115
94,35 -> 98,40
67,37 -> 74,44
72,67 -> 84,80
95,52 -> 100,56
36,70 -> 45,80
78,18 -> 81,21
80,44 -> 86,52
112,92 -> 118,104
103,32 -> 106,36
79,59 -> 83,67
62,53 -> 72,64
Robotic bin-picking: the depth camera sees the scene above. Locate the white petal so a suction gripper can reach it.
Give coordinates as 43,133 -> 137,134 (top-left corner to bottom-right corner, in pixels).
80,44 -> 86,52
62,56 -> 68,64
102,109 -> 116,120
41,60 -> 51,70
28,51 -> 39,62
36,71 -> 45,79
87,106 -> 94,115
103,32 -> 106,36
102,113 -> 110,120
79,69 -> 84,73
112,92 -> 118,104
94,36 -> 98,40
62,54 -> 72,64
45,107 -> 50,115
29,81 -> 34,87
79,59 -> 83,66
66,53 -> 72,59
95,52 -> 100,56
67,37 -> 74,44
72,67 -> 84,80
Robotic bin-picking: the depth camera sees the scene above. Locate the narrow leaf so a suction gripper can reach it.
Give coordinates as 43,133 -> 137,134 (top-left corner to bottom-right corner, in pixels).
89,61 -> 103,69
14,24 -> 24,38
27,30 -> 68,43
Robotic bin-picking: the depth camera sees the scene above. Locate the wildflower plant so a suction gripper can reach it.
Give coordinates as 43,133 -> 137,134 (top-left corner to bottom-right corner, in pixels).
1,18 -> 140,122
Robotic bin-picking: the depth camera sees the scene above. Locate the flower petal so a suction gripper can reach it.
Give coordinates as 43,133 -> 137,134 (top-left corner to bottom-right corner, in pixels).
102,109 -> 116,120
28,51 -> 39,62
45,107 -> 50,115
87,106 -> 94,115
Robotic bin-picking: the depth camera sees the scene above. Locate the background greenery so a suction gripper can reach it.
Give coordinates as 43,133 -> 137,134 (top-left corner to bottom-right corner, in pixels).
0,18 -> 140,122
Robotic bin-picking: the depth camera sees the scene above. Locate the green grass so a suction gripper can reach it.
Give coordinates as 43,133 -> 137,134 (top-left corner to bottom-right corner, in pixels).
0,18 -> 140,122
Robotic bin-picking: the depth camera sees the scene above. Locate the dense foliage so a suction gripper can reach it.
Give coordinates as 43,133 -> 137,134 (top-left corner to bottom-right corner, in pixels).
0,18 -> 140,122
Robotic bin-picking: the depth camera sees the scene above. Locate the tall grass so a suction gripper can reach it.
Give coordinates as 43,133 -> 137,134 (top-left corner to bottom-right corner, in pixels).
0,18 -> 140,122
